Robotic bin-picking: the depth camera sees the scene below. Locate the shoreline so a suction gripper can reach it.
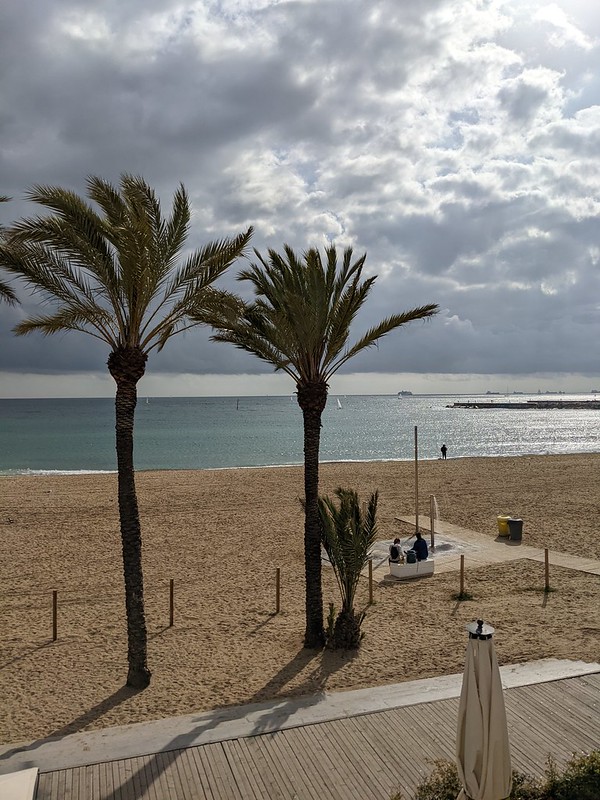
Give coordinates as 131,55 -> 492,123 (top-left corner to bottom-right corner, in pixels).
2,453 -> 599,743
2,448 -> 600,477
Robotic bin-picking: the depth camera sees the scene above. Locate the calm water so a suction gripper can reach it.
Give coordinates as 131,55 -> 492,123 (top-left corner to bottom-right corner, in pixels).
0,394 -> 599,475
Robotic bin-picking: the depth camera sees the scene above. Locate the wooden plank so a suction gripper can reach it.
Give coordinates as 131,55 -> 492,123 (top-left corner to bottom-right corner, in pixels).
112,758 -> 132,800
270,727 -> 340,800
248,735 -> 301,799
89,762 -> 101,800
505,699 -> 574,763
108,759 -> 123,800
240,736 -> 289,800
168,747 -> 202,799
205,743 -> 229,800
141,752 -> 163,800
263,728 -> 322,800
188,744 -> 219,800
512,684 -> 600,752
548,683 -> 600,730
68,766 -> 81,800
217,740 -> 259,800
84,765 -> 96,800
327,717 -> 394,799
201,741 -> 236,800
226,737 -> 269,799
156,750 -> 185,799
34,771 -> 51,800
291,722 -> 357,800
394,700 -> 457,755
49,771 -> 60,800
56,768 -> 67,800
168,748 -> 201,800
203,742 -> 240,800
129,755 -> 149,800
350,711 -> 423,789
563,676 -> 600,715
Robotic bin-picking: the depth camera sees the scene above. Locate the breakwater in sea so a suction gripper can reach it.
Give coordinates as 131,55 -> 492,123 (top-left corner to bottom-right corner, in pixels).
447,400 -> 600,410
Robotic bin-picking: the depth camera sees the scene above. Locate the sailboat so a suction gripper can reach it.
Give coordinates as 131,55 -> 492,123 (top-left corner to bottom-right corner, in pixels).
337,398 -> 342,410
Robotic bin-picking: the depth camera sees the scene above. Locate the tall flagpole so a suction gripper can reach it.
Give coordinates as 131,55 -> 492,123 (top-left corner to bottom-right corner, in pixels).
414,425 -> 419,534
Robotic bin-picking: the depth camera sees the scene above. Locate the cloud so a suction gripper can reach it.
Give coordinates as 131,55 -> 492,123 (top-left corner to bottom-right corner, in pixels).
1,0 -> 600,392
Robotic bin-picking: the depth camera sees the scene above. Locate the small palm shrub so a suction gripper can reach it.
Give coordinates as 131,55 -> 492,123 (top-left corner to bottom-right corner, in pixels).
318,488 -> 378,649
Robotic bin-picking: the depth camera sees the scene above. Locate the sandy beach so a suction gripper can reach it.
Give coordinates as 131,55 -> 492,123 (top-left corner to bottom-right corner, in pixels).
1,453 -> 599,745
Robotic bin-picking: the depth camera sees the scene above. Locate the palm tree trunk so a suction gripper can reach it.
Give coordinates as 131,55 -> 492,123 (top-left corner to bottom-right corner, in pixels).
298,383 -> 327,648
108,347 -> 151,689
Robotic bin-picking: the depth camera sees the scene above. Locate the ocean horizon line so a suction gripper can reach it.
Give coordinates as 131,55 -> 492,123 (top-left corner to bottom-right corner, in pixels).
1,390 -> 599,402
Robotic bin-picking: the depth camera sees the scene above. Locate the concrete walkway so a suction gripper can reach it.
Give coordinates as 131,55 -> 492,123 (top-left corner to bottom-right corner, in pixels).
369,516 -> 600,582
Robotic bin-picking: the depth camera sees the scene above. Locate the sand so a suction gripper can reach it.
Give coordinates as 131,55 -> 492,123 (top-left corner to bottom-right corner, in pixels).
1,453 -> 599,745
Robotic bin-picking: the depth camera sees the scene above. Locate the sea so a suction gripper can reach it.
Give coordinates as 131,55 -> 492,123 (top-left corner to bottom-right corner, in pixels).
0,393 -> 599,476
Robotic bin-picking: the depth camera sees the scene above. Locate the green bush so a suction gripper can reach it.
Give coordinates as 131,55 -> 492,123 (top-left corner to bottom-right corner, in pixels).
551,750 -> 600,799
414,759 -> 461,799
390,750 -> 600,800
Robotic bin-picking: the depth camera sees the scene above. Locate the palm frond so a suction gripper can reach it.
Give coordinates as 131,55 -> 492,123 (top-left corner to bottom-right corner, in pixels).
0,175 -> 250,356
0,279 -> 18,305
209,244 -> 438,387
13,306 -> 116,342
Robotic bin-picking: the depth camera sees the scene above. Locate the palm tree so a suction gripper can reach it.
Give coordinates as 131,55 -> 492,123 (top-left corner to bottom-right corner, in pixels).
318,487 -> 379,649
0,196 -> 18,305
195,244 -> 438,647
0,175 -> 252,687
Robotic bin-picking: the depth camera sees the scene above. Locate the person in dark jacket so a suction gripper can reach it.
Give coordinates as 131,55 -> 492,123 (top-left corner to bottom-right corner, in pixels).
441,443 -> 447,459
413,530 -> 429,561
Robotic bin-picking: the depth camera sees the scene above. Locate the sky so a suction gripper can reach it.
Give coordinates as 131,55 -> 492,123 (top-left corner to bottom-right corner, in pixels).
1,0 -> 599,398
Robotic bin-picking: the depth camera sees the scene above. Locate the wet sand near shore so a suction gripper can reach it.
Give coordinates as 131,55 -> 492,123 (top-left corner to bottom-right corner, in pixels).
1,454 -> 599,744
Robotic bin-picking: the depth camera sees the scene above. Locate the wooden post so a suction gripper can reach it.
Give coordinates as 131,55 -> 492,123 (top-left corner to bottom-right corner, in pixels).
368,559 -> 373,605
52,590 -> 57,641
276,567 -> 281,614
414,425 -> 419,533
544,548 -> 550,592
429,494 -> 435,551
460,555 -> 465,597
169,579 -> 174,627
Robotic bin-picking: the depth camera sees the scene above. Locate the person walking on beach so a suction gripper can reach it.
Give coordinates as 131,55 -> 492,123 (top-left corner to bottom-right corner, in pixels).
441,443 -> 447,460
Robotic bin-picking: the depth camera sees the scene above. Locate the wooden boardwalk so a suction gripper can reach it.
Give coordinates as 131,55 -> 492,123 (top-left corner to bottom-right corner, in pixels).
34,672 -> 600,800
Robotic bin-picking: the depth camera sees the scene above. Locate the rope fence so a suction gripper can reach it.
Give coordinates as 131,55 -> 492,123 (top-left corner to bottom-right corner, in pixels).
1,545 -> 581,642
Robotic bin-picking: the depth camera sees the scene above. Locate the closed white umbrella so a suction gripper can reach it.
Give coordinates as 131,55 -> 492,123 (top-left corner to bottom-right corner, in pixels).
456,620 -> 512,800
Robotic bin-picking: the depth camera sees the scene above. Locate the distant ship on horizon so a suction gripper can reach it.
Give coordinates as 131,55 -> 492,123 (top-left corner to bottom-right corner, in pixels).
397,390 -> 413,396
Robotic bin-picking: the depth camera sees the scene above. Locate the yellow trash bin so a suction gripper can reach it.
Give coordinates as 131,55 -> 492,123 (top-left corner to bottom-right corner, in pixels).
497,515 -> 511,536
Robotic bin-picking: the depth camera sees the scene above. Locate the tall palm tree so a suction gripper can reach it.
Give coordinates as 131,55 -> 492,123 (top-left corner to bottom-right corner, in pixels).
0,175 -> 252,687
195,244 -> 438,647
0,196 -> 18,305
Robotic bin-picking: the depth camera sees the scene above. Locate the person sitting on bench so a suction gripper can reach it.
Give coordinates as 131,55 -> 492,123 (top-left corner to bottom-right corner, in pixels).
412,530 -> 429,561
389,538 -> 402,563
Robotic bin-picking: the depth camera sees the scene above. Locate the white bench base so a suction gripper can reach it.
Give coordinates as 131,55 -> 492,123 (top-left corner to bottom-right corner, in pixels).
389,559 -> 434,580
